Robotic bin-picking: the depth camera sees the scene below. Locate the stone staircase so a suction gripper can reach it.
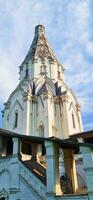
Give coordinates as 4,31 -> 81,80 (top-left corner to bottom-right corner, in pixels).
19,159 -> 47,199
0,155 -> 47,200
21,159 -> 46,184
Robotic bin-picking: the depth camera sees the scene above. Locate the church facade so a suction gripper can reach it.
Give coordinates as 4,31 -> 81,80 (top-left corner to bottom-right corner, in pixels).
1,25 -> 93,200
3,25 -> 83,139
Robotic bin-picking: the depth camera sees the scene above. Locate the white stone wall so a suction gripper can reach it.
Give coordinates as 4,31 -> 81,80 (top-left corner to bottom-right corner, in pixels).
3,90 -> 24,134
3,79 -> 83,139
3,42 -> 83,139
0,155 -> 46,200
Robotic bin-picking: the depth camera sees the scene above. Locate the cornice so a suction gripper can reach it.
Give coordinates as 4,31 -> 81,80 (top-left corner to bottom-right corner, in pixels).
62,94 -> 69,103
4,101 -> 11,109
23,92 -> 32,102
76,103 -> 81,111
43,90 -> 52,100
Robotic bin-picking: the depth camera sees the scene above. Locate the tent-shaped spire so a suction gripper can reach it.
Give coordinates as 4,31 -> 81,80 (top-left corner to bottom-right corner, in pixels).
22,24 -> 59,65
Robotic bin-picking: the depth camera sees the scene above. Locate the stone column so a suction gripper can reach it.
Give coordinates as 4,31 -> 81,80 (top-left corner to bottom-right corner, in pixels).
62,95 -> 69,139
80,145 -> 93,200
23,92 -> 32,135
13,137 -> 20,155
54,97 -> 61,138
63,149 -> 78,193
45,140 -> 62,197
43,91 -> 52,137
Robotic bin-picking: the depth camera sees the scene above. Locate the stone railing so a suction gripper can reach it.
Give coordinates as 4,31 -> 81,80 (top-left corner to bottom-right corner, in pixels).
19,161 -> 46,199
0,155 -> 46,199
0,154 -> 18,169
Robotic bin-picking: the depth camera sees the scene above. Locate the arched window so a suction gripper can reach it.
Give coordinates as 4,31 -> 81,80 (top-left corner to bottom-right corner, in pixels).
14,111 -> 18,128
72,113 -> 75,128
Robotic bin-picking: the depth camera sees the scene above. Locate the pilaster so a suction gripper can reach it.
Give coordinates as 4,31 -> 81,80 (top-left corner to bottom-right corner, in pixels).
80,145 -> 93,200
45,140 -> 62,196
12,137 -> 20,155
62,94 -> 69,138
23,92 -> 32,135
76,103 -> 84,132
43,91 -> 52,137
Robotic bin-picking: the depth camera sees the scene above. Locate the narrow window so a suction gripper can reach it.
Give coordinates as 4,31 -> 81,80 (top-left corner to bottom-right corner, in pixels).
72,113 -> 75,128
58,71 -> 60,78
40,65 -> 47,75
26,68 -> 28,77
14,111 -> 18,128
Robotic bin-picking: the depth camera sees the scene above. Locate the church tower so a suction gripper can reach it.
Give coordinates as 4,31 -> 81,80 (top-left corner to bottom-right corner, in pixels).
3,25 -> 83,138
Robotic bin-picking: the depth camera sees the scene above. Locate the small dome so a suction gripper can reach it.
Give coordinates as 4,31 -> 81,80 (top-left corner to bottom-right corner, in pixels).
35,24 -> 45,35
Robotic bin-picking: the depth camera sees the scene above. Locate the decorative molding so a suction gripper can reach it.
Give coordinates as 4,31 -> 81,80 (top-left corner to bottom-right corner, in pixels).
53,97 -> 59,104
4,102 -> 11,110
32,96 -> 37,103
23,92 -> 32,102
40,96 -> 44,108
43,91 -> 52,100
0,188 -> 8,199
62,95 -> 69,103
76,103 -> 81,111
10,100 -> 23,114
9,188 -> 20,194
49,59 -> 55,64
32,58 -> 38,64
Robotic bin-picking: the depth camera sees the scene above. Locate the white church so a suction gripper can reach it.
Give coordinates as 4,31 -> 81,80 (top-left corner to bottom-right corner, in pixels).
0,25 -> 93,200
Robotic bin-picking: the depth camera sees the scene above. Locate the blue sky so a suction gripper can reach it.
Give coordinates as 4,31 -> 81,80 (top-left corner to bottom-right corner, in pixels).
0,0 -> 93,131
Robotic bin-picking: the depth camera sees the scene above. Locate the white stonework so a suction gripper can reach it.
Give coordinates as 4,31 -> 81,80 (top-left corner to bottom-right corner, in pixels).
1,24 -> 89,200
0,137 -> 93,200
3,25 -> 83,139
0,155 -> 46,200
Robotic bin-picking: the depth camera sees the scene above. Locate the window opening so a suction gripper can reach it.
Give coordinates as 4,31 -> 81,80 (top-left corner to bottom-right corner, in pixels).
58,71 -> 61,78
40,65 -> 47,75
72,113 -> 75,128
14,111 -> 18,128
26,68 -> 28,77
